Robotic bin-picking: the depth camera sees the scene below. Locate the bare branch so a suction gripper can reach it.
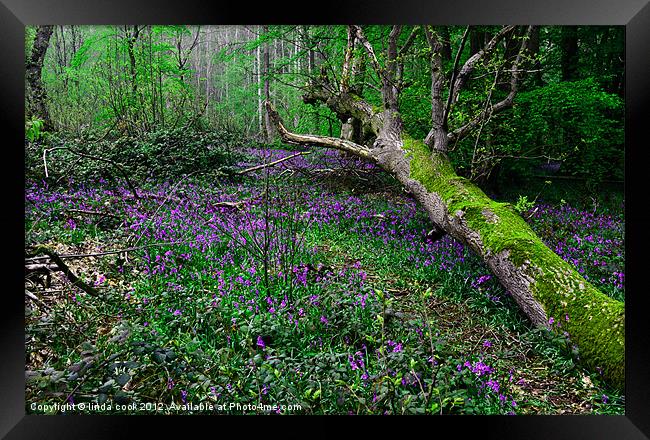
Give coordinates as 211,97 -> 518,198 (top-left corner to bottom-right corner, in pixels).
398,26 -> 420,57
30,245 -> 101,297
340,27 -> 356,93
237,151 -> 312,175
449,26 -> 534,143
350,25 -> 383,79
25,289 -> 50,310
26,240 -> 187,262
265,101 -> 374,160
452,25 -> 516,102
64,209 -> 120,219
396,26 -> 419,87
443,26 -> 470,128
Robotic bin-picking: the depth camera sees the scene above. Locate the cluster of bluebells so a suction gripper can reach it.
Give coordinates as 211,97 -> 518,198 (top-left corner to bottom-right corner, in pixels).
527,203 -> 624,300
24,149 -> 624,413
385,340 -> 404,353
457,359 -> 518,413
348,351 -> 370,381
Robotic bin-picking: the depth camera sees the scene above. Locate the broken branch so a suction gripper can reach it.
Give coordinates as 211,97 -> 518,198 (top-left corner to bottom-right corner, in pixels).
30,245 -> 101,297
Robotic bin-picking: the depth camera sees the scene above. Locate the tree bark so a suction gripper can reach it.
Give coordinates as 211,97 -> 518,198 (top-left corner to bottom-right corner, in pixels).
264,24 -> 624,390
26,25 -> 54,129
527,26 -> 544,87
561,26 -> 579,81
257,26 -> 264,136
126,25 -> 140,94
262,25 -> 274,142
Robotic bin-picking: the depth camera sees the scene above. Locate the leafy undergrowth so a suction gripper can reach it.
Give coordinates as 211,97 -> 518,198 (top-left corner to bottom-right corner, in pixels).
24,148 -> 624,415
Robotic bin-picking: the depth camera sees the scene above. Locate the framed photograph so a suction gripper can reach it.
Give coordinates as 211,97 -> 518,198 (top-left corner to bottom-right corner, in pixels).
3,0 -> 649,437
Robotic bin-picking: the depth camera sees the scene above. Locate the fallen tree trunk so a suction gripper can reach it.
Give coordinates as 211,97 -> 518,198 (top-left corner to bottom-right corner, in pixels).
393,137 -> 624,389
266,101 -> 624,390
262,25 -> 623,390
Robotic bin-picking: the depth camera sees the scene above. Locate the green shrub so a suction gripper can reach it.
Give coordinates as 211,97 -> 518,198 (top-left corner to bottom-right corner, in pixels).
27,127 -> 252,183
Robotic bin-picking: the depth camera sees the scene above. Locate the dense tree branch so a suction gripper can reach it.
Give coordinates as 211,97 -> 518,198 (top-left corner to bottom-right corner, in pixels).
443,26 -> 471,128
449,26 -> 534,143
452,25 -> 516,103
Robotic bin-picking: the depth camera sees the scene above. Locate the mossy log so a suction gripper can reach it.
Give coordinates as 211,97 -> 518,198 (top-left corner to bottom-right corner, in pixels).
266,102 -> 625,391
386,137 -> 625,390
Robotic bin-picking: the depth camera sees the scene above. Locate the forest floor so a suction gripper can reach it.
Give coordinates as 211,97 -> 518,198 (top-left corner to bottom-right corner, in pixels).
24,147 -> 625,415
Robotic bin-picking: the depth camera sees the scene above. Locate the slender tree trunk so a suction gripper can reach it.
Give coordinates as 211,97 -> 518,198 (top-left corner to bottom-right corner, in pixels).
257,27 -> 264,136
440,27 -> 452,61
205,30 -> 212,106
561,26 -> 579,81
469,27 -> 486,56
26,25 -> 54,130
262,25 -> 274,142
126,25 -> 140,94
528,26 -> 544,86
307,27 -> 320,133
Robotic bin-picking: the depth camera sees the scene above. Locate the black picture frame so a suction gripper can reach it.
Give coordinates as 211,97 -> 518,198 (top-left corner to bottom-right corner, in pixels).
2,0 -> 649,438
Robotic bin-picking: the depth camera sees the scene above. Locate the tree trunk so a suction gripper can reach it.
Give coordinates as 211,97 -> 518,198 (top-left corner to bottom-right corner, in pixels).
257,26 -> 264,136
26,25 -> 54,129
440,27 -> 452,62
262,25 -> 274,142
126,25 -> 140,94
469,27 -> 486,57
561,26 -> 579,81
528,26 -> 544,87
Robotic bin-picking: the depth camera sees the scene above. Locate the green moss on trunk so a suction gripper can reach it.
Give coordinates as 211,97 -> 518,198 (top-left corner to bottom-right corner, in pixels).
402,136 -> 624,390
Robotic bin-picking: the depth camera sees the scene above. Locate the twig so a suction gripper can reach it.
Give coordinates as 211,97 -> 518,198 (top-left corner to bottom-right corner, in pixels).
25,263 -> 60,272
212,201 -> 245,209
26,240 -> 187,262
25,289 -> 50,310
237,151 -> 311,175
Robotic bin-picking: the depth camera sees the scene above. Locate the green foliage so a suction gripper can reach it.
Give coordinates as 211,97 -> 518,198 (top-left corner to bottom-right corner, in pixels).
25,26 -> 37,60
29,127 -> 249,183
445,78 -> 623,189
512,79 -> 623,184
26,116 -> 45,142
513,195 -> 535,215
36,25 -> 623,192
25,171 -> 624,414
121,127 -> 246,178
